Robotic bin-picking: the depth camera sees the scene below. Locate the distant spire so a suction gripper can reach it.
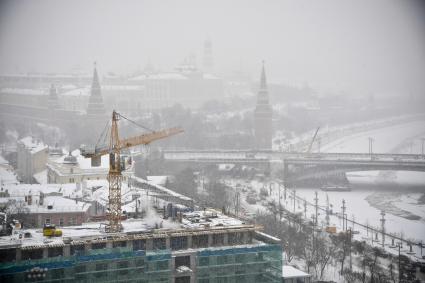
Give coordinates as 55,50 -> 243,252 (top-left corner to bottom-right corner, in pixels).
87,62 -> 106,119
260,60 -> 267,90
203,37 -> 214,73
254,60 -> 272,150
91,61 -> 101,92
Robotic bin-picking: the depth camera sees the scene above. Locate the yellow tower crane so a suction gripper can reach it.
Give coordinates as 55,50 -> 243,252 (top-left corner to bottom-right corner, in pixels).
81,110 -> 183,233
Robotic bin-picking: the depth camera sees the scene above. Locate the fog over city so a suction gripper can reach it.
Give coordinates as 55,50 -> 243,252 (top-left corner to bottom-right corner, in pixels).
1,0 -> 425,94
0,1 -> 425,282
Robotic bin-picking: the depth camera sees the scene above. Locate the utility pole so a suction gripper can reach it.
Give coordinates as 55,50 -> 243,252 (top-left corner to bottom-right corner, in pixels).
368,137 -> 374,159
341,199 -> 346,231
397,242 -> 401,283
234,188 -> 240,217
293,189 -> 296,213
349,229 -> 352,271
421,138 -> 425,159
380,211 -> 386,248
314,191 -> 319,228
325,194 -> 330,226
278,183 -> 282,221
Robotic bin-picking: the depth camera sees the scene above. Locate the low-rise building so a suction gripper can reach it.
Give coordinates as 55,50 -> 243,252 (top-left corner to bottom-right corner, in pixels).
281,265 -> 311,283
47,149 -> 133,184
16,137 -> 48,183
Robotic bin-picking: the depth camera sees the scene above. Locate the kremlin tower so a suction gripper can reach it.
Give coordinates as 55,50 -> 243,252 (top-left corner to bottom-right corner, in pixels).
254,61 -> 273,149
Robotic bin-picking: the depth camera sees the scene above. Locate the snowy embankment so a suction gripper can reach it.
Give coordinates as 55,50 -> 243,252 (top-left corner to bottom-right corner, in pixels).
288,118 -> 425,256
234,118 -> 425,266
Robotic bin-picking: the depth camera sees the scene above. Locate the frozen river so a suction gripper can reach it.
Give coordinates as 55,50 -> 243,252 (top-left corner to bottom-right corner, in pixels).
233,119 -> 425,258
292,119 -> 425,243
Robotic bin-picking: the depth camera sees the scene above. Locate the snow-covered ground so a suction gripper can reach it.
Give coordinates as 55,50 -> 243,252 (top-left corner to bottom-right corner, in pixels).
287,119 -> 425,258
228,119 -> 425,263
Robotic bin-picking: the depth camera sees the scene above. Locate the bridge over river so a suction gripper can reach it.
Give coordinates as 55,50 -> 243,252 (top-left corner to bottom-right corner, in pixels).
163,150 -> 425,185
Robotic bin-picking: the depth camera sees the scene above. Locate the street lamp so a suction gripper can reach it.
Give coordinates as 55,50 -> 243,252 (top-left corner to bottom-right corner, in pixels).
397,242 -> 401,283
368,137 -> 374,158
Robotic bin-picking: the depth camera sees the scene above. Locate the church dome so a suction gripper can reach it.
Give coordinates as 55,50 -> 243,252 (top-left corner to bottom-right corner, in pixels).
63,152 -> 78,165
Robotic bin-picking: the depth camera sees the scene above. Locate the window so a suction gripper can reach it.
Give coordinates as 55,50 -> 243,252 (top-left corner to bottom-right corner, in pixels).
193,235 -> 208,248
117,261 -> 129,275
113,241 -> 127,248
21,249 -> 43,260
48,247 -> 63,258
69,178 -> 74,183
235,254 -> 246,263
74,265 -> 86,274
135,258 -> 145,267
213,234 -> 224,246
153,238 -> 166,250
68,217 -> 76,225
199,257 -> 209,266
70,244 -> 85,255
133,239 -> 146,251
51,269 -> 64,279
175,256 -> 190,269
157,260 -> 169,270
175,276 -> 190,283
92,242 -> 106,249
45,218 -> 51,225
171,236 -> 188,250
95,263 -> 108,274
59,218 -> 64,226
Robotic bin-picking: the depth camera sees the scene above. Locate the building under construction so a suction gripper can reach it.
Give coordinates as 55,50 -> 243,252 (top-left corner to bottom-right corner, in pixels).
0,203 -> 282,283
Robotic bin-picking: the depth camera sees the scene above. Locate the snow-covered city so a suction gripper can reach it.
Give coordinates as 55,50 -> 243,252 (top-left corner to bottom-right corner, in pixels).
0,0 -> 425,282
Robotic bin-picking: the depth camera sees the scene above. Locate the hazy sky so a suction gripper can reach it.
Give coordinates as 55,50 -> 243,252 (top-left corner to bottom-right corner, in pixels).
0,0 -> 424,94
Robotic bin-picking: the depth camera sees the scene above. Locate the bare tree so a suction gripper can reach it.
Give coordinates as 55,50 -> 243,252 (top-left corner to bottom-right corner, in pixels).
6,199 -> 30,227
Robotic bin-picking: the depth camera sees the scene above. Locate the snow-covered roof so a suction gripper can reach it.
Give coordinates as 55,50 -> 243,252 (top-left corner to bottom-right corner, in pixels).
25,196 -> 91,214
203,73 -> 220,80
18,137 -> 48,154
181,210 -> 243,229
0,155 -> 7,165
102,85 -> 145,91
282,265 -> 311,278
48,150 -> 112,176
0,166 -> 19,185
132,176 -> 192,202
0,88 -> 46,96
147,176 -> 168,186
33,170 -> 47,184
59,87 -> 90,96
129,72 -> 188,81
4,183 -> 81,198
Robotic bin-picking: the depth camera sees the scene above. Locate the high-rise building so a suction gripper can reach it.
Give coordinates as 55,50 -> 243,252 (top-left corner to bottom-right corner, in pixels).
47,85 -> 59,110
254,62 -> 273,149
16,137 -> 48,183
203,38 -> 214,74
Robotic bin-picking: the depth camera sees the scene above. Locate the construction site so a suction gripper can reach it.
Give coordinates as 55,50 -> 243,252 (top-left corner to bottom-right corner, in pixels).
0,110 -> 282,283
0,207 -> 282,283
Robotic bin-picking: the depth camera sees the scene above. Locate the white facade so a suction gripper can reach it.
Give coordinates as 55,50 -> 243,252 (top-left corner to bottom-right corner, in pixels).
47,150 -> 133,184
16,137 -> 48,183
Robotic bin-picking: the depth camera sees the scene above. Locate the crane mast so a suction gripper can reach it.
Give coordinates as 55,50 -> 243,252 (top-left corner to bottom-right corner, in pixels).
108,111 -> 123,233
81,110 -> 183,233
